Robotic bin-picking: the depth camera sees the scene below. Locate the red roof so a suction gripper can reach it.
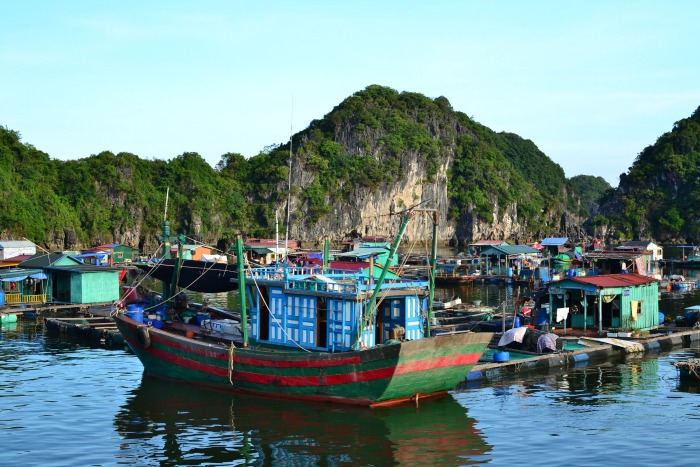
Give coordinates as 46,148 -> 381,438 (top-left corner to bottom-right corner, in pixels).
563,273 -> 657,287
473,240 -> 507,245
245,238 -> 299,249
0,254 -> 33,267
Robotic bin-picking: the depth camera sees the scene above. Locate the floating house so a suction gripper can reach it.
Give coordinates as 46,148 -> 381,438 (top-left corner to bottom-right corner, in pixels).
19,253 -> 121,304
42,264 -> 122,304
75,248 -> 111,266
540,238 -> 574,257
614,240 -> 663,262
341,236 -> 391,253
0,267 -> 48,305
467,240 -> 509,255
477,245 -> 541,276
583,251 -> 654,276
242,239 -> 299,265
76,244 -> 135,265
0,240 -> 36,260
545,273 -> 659,334
331,248 -> 401,280
170,244 -> 212,261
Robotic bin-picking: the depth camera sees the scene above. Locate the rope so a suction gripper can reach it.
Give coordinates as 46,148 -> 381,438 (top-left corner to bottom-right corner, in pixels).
674,358 -> 700,380
228,341 -> 235,384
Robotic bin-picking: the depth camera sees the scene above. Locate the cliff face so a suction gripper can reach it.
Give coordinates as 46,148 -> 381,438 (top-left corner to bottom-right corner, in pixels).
281,133 -> 546,248
283,149 -> 458,246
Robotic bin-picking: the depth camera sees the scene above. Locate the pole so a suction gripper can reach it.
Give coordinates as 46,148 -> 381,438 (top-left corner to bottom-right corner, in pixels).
364,212 -> 412,319
161,220 -> 171,300
235,236 -> 248,347
425,210 -> 438,338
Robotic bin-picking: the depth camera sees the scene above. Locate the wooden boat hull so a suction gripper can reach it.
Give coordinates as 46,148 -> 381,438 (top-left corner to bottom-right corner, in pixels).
114,313 -> 492,407
135,259 -> 238,293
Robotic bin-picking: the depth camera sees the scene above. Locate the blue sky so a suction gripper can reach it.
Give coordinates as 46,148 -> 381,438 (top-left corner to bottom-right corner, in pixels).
2,1 -> 699,186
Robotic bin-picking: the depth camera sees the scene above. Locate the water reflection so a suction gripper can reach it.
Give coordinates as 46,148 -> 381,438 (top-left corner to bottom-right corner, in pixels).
114,376 -> 492,466
459,354 -> 671,407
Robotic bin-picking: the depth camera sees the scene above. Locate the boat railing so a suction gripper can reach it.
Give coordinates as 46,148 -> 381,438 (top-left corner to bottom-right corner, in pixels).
245,266 -> 428,295
286,278 -> 360,295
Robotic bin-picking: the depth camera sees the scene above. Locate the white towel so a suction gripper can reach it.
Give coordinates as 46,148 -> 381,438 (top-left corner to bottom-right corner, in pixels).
556,307 -> 569,323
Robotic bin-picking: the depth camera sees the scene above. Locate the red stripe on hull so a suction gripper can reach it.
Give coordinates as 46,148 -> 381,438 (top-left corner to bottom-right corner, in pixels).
124,334 -> 230,378
234,354 -> 362,368
395,353 -> 480,375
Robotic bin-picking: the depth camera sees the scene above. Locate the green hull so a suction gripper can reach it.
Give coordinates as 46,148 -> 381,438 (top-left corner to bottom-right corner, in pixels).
115,314 -> 492,406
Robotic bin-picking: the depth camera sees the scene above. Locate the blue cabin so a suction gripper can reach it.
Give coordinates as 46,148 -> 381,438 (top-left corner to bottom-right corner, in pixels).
245,266 -> 428,352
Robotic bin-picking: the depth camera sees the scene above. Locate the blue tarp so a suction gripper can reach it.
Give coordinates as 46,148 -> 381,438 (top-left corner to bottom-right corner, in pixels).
1,275 -> 27,282
1,272 -> 47,281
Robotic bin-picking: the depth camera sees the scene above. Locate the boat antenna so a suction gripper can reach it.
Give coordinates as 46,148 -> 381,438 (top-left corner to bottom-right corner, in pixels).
164,187 -> 169,221
284,98 -> 293,266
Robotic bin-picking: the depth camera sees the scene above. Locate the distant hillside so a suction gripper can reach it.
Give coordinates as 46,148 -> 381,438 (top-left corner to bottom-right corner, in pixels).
594,105 -> 700,243
569,175 -> 612,217
1,85 -> 590,250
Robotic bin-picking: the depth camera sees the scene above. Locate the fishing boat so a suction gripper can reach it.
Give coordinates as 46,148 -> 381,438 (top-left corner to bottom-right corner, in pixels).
113,207 -> 493,407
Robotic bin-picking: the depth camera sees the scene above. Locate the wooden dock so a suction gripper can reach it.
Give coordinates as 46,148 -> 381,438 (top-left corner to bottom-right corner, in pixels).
44,315 -> 125,347
466,328 -> 700,383
0,301 -> 115,318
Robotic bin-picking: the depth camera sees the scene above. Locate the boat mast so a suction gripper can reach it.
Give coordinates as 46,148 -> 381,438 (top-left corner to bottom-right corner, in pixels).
425,208 -> 438,337
407,207 -> 438,337
235,235 -> 248,346
283,101 -> 293,266
160,187 -> 185,303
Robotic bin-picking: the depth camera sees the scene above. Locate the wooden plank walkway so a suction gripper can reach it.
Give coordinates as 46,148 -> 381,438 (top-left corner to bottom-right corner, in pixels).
1,301 -> 115,317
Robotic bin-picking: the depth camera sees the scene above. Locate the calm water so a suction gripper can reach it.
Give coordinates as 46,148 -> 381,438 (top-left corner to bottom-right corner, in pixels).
2,271 -> 700,466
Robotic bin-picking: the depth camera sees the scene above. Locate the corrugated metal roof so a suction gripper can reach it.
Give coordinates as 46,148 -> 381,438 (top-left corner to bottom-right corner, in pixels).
96,243 -> 122,248
0,240 -> 36,248
469,240 -> 509,246
560,273 -> 657,287
620,240 -> 655,248
540,238 -> 570,246
19,253 -> 81,268
478,245 -> 540,256
335,247 -> 387,259
42,264 -> 123,273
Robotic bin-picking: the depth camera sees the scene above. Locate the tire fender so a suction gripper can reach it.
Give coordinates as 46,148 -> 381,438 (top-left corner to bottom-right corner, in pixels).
136,326 -> 151,348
